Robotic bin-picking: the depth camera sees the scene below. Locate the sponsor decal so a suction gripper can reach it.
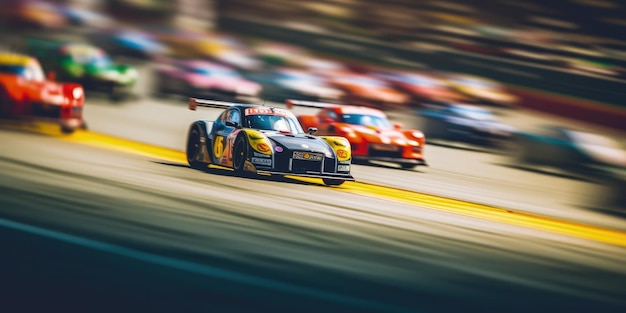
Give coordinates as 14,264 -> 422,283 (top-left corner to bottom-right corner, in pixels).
336,149 -> 348,158
251,157 -> 272,166
293,151 -> 323,161
253,152 -> 271,158
245,107 -> 290,116
257,143 -> 271,153
338,164 -> 350,172
275,146 -> 283,152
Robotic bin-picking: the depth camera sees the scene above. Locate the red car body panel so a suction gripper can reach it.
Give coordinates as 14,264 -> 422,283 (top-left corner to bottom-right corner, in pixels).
0,54 -> 84,132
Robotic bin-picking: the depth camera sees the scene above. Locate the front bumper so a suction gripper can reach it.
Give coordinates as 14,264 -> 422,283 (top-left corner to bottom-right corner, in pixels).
256,170 -> 355,182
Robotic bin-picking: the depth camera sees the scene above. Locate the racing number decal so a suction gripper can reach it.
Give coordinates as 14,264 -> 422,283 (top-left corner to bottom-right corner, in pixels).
213,136 -> 225,159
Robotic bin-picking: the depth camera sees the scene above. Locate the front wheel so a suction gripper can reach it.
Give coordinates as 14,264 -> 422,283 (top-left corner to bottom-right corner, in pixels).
400,163 -> 416,170
322,178 -> 345,186
233,135 -> 249,174
186,127 -> 204,170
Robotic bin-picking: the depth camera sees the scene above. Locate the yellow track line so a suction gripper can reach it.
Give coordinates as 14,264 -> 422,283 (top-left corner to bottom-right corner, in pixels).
8,122 -> 626,247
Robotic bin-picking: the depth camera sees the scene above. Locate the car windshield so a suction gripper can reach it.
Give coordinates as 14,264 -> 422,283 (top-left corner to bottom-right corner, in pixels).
343,77 -> 385,87
567,131 -> 622,148
451,106 -> 496,121
0,65 -> 26,75
453,77 -> 495,89
279,72 -> 320,82
246,114 -> 304,133
341,114 -> 391,128
191,67 -> 239,77
401,75 -> 443,87
0,64 -> 44,81
70,49 -> 111,67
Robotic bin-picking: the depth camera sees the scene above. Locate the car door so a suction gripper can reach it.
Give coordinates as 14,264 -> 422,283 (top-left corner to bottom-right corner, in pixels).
212,108 -> 241,166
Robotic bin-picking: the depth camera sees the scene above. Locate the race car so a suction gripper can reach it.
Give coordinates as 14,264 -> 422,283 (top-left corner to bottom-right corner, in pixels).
0,52 -> 85,133
418,103 -> 516,147
186,98 -> 354,186
154,58 -> 261,102
245,68 -> 344,103
286,99 -> 427,169
374,70 -> 468,107
24,38 -> 137,100
513,126 -> 626,180
443,73 -> 518,108
326,72 -> 409,109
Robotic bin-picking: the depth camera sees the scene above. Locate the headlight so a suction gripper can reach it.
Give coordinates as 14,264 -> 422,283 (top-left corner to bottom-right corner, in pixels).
412,131 -> 424,138
124,68 -> 138,78
72,87 -> 83,99
103,71 -> 120,80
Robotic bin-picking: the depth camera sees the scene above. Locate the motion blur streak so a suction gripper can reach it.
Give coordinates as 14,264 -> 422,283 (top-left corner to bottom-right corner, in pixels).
34,125 -> 626,248
0,217 -> 414,313
342,182 -> 626,247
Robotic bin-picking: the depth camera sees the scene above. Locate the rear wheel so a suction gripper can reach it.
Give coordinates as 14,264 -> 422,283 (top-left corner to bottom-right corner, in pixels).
186,127 -> 204,170
322,178 -> 345,186
233,135 -> 249,174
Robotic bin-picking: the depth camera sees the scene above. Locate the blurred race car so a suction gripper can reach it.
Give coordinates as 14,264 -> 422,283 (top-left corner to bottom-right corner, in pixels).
444,74 -> 518,108
419,103 -> 516,146
0,53 -> 85,133
0,0 -> 67,29
186,98 -> 354,186
25,39 -> 137,100
92,28 -> 169,59
374,70 -> 468,107
246,68 -> 344,103
150,27 -> 260,70
287,100 -> 426,169
327,73 -> 409,109
154,58 -> 261,102
513,126 -> 626,179
56,5 -> 113,29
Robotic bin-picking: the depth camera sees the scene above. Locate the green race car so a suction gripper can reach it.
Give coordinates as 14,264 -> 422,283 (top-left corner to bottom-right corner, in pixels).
25,38 -> 137,100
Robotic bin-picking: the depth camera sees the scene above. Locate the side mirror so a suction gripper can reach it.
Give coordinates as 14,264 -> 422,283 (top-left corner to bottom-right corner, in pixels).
307,127 -> 318,135
46,71 -> 56,81
393,122 -> 403,130
225,121 -> 240,128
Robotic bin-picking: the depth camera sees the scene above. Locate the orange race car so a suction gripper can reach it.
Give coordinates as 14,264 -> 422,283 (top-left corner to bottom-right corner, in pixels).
287,99 -> 426,169
0,52 -> 85,133
326,72 -> 409,109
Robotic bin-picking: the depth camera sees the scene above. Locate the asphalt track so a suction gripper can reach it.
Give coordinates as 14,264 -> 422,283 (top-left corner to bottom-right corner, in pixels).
1,117 -> 626,313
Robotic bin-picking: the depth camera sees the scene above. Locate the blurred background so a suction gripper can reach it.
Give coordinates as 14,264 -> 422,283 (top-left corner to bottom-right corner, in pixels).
4,0 -> 624,207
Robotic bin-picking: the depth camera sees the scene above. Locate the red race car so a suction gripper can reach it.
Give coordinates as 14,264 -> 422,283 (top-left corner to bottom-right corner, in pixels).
0,52 -> 85,133
287,99 -> 427,169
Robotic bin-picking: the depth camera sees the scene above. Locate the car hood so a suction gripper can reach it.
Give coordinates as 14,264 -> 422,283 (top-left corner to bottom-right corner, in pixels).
342,124 -> 411,144
264,132 -> 331,153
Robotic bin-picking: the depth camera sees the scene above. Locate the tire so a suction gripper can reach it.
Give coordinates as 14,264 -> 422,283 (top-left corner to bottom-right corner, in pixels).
322,178 -> 345,186
400,163 -> 416,170
233,135 -> 249,174
60,126 -> 75,134
186,127 -> 204,170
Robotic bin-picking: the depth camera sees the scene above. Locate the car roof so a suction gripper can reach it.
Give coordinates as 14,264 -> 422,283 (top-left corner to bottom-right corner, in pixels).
0,53 -> 35,66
